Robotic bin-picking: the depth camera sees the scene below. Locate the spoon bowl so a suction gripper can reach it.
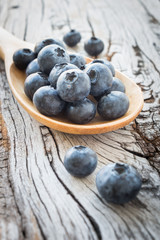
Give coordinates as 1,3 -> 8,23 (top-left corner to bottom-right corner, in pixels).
0,27 -> 144,134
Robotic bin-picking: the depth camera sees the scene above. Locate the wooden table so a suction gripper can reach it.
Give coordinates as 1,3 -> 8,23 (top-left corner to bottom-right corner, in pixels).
0,0 -> 160,239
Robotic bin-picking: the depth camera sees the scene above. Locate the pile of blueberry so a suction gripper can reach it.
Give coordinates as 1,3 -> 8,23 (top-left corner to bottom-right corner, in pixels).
12,34 -> 141,205
13,37 -> 129,124
64,145 -> 142,205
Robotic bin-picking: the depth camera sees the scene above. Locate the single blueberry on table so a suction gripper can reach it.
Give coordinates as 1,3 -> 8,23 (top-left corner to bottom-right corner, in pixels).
34,38 -> 65,56
97,91 -> 129,120
96,163 -> 142,204
66,98 -> 96,124
33,86 -> 66,116
91,59 -> 115,77
85,63 -> 113,97
63,29 -> 81,47
48,63 -> 78,88
110,77 -> 125,93
57,69 -> 91,102
38,44 -> 70,75
24,72 -> 49,101
70,53 -> 86,70
26,59 -> 40,76
64,146 -> 98,177
13,48 -> 35,70
84,37 -> 104,56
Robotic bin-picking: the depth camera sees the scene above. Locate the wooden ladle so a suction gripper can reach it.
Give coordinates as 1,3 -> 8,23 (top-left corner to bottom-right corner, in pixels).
0,27 -> 144,134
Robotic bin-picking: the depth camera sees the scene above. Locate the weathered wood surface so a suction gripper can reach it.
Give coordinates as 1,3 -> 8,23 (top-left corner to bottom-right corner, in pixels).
0,0 -> 160,239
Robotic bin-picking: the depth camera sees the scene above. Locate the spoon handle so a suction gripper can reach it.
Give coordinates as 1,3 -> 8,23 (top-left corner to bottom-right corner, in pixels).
0,27 -> 27,60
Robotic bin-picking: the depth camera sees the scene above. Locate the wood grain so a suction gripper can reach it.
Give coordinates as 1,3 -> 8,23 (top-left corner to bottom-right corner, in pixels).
0,0 -> 160,239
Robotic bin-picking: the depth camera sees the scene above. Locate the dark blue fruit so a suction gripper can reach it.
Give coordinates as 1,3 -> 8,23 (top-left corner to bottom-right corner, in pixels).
48,63 -> 78,88
13,48 -> 35,70
110,77 -> 125,93
57,69 -> 91,102
96,163 -> 142,204
70,53 -> 86,70
63,29 -> 81,47
26,59 -> 40,76
91,59 -> 115,77
38,44 -> 70,75
24,72 -> 49,101
97,91 -> 129,120
33,86 -> 66,116
84,37 -> 104,56
66,98 -> 96,124
64,146 -> 98,177
94,77 -> 125,101
34,38 -> 65,56
85,63 -> 113,97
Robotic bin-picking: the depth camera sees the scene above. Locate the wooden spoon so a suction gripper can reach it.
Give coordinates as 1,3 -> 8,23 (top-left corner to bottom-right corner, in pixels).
0,27 -> 143,135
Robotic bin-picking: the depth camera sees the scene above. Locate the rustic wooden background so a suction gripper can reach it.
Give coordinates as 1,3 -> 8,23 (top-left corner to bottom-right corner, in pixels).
0,0 -> 160,239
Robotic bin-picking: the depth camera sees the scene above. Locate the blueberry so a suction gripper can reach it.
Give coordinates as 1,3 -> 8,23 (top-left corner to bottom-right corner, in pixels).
48,63 -> 78,88
33,86 -> 66,116
85,63 -> 113,97
64,146 -> 98,177
63,29 -> 81,47
94,89 -> 111,102
70,53 -> 86,70
38,44 -> 70,75
91,59 -> 115,77
13,48 -> 35,70
57,69 -> 91,102
24,72 -> 49,101
84,37 -> 104,56
96,163 -> 142,204
97,91 -> 129,120
26,59 -> 40,76
34,38 -> 65,56
66,98 -> 96,124
94,77 -> 125,101
110,77 -> 125,93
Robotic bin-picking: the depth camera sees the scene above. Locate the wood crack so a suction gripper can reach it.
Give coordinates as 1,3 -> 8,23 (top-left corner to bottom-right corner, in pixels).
23,15 -> 28,41
120,146 -> 147,159
133,119 -> 160,176
51,165 -> 102,240
40,128 -> 102,240
133,39 -> 160,76
0,105 -> 24,239
40,0 -> 45,22
139,0 -> 160,25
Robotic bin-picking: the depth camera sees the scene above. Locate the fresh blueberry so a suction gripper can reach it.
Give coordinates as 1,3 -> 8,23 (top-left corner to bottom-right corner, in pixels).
24,72 -> 49,101
97,91 -> 129,120
57,69 -> 91,102
13,48 -> 35,70
63,29 -> 81,47
96,163 -> 142,204
84,37 -> 104,56
93,89 -> 111,102
33,86 -> 66,116
66,98 -> 96,124
38,44 -> 70,75
91,59 -> 115,77
94,77 -> 125,101
26,59 -> 40,76
110,77 -> 125,93
70,53 -> 86,70
34,38 -> 65,56
48,63 -> 78,88
85,63 -> 113,97
64,146 -> 98,177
